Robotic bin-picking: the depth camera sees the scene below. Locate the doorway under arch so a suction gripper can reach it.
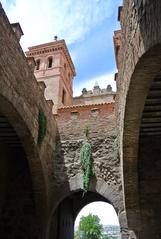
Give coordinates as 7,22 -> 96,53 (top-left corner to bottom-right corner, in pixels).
48,190 -> 121,239
75,201 -> 120,239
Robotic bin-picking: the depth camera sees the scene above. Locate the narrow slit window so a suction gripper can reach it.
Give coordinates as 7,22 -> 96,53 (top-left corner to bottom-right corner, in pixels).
48,57 -> 53,68
91,108 -> 100,116
62,89 -> 66,105
71,111 -> 79,119
64,63 -> 66,70
36,59 -> 40,70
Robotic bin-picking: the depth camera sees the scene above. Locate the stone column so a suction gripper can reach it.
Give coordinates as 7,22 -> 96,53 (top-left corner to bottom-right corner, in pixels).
119,210 -> 138,239
121,229 -> 137,239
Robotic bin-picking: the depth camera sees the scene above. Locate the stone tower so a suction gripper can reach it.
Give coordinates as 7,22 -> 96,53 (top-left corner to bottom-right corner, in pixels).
26,39 -> 76,113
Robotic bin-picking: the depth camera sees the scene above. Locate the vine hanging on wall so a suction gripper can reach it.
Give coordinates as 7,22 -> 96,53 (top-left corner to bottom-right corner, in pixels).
38,108 -> 47,145
80,125 -> 94,195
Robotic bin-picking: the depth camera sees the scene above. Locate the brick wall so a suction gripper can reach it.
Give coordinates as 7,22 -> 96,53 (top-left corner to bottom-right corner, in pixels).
116,0 -> 161,236
57,103 -> 115,139
0,3 -> 57,237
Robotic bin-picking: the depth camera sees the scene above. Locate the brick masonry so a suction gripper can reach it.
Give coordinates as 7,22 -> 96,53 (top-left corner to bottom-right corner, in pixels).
116,0 -> 161,237
0,4 -> 57,238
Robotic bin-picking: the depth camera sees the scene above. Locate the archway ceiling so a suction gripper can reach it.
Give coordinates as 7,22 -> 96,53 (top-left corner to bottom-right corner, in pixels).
140,72 -> 161,136
0,113 -> 21,147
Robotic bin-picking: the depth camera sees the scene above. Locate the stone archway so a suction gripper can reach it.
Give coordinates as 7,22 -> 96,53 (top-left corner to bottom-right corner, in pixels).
122,44 -> 161,237
47,174 -> 126,239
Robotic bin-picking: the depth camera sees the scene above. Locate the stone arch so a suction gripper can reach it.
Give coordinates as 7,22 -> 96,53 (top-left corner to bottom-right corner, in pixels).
0,93 -> 47,237
122,44 -> 161,235
47,173 -> 124,239
35,58 -> 41,70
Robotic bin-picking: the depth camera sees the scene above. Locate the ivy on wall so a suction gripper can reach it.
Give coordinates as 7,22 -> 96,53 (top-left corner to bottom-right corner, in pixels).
80,125 -> 94,195
38,108 -> 47,145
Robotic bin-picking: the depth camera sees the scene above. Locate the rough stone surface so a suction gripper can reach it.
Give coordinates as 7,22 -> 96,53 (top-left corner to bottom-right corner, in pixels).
53,103 -> 123,213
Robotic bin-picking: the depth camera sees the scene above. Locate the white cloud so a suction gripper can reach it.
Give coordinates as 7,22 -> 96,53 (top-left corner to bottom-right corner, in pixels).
1,0 -> 114,50
75,201 -> 120,227
73,72 -> 116,96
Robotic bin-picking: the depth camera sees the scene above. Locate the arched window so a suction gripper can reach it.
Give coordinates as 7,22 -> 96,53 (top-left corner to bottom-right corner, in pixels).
62,88 -> 66,105
36,59 -> 40,70
48,57 -> 53,68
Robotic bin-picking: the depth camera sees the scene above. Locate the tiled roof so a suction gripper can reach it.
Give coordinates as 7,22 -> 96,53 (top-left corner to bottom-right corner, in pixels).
58,102 -> 115,110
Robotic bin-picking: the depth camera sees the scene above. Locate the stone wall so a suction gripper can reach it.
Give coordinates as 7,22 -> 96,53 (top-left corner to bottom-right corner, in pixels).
53,103 -> 122,211
45,102 -> 126,238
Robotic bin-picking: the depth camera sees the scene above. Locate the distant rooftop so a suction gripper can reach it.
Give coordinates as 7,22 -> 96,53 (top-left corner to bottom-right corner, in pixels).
79,82 -> 115,98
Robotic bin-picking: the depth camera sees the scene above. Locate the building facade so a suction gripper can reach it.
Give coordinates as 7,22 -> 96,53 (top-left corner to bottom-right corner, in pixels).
26,39 -> 76,113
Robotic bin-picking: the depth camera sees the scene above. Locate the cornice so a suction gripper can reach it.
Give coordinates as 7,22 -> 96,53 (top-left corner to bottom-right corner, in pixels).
58,102 -> 115,110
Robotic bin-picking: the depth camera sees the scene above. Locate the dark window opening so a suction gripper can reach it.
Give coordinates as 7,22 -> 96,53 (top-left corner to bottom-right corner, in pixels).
36,59 -> 40,70
62,89 -> 66,105
71,111 -> 79,119
64,63 -> 66,70
91,108 -> 100,116
48,57 -> 53,68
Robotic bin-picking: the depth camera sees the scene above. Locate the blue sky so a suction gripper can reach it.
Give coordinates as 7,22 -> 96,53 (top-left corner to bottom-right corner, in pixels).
1,0 -> 121,96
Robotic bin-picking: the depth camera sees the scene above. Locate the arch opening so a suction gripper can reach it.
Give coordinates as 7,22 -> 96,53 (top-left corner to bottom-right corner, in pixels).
49,190 -> 120,239
75,201 -> 120,239
122,44 -> 161,237
36,59 -> 40,70
48,57 -> 53,68
138,69 -> 161,238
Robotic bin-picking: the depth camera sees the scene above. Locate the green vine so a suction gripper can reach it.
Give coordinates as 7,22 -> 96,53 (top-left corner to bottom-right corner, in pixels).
38,108 -> 47,145
80,125 -> 93,195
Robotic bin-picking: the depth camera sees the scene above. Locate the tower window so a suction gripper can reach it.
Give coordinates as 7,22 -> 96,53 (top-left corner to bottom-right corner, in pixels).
64,63 -> 66,70
36,59 -> 40,70
48,57 -> 53,68
62,88 -> 66,105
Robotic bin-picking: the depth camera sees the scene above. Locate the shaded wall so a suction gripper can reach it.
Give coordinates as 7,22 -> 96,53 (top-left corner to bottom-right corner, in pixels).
0,3 -> 58,237
0,140 -> 37,238
138,135 -> 161,238
116,1 -> 161,236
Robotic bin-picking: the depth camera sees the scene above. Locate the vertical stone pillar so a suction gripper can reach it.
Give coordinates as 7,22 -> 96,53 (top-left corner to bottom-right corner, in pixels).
119,210 -> 138,239
121,229 -> 137,239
